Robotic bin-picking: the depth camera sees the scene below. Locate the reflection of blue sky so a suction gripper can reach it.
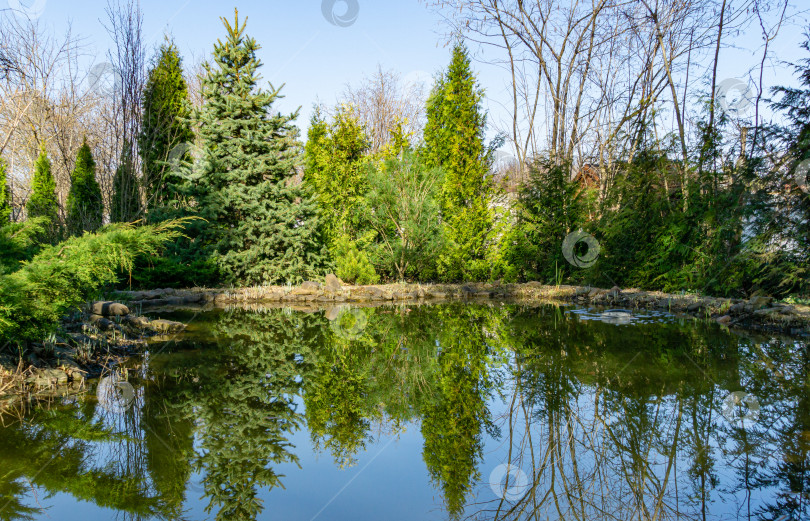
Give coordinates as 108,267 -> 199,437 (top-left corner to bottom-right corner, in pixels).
29,0 -> 810,147
264,396 -> 444,521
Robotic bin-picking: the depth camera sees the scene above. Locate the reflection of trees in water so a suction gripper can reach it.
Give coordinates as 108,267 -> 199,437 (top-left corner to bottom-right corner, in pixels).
167,309 -> 321,521
470,307 -> 809,521
728,338 -> 810,521
0,387 -> 166,521
420,306 -> 499,518
1,304 -> 808,521
303,306 -> 444,467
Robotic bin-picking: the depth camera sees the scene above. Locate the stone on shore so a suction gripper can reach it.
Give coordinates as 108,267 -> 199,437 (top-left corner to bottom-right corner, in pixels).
91,301 -> 130,317
325,274 -> 343,293
89,314 -> 116,331
148,319 -> 186,334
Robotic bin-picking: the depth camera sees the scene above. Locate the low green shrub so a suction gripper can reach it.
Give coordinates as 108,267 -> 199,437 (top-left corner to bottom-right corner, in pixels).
0,219 -> 190,348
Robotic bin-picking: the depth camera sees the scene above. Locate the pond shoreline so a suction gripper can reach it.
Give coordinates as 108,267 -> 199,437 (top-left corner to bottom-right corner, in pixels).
2,280 -> 808,410
119,280 -> 810,337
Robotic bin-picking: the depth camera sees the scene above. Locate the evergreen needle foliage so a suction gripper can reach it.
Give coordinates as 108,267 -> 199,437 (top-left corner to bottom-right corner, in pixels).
193,10 -> 327,285
504,160 -> 585,283
26,146 -> 60,241
0,217 -> 49,272
66,140 -> 103,236
423,42 -> 494,281
304,105 -> 371,247
140,39 -> 194,212
364,151 -> 444,281
0,219 -> 191,347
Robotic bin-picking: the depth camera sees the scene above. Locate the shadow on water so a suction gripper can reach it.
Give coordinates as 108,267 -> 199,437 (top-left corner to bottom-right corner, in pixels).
0,303 -> 807,520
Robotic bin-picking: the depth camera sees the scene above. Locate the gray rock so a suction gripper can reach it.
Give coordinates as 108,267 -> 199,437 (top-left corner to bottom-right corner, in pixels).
91,301 -> 130,317
324,274 -> 343,292
729,302 -> 749,315
148,319 -> 186,333
748,296 -> 774,309
30,369 -> 69,388
291,281 -> 321,295
89,314 -> 115,331
717,315 -> 732,325
357,286 -> 386,300
122,315 -> 151,328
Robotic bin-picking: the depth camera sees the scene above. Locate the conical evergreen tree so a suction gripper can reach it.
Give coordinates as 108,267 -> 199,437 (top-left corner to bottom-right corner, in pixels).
111,141 -> 140,223
423,42 -> 493,281
26,146 -> 59,237
0,156 -> 11,223
139,38 -> 194,212
194,11 -> 327,284
65,139 -> 103,235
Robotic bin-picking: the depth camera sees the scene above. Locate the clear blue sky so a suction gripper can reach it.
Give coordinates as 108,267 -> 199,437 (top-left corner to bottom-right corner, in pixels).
10,0 -> 810,143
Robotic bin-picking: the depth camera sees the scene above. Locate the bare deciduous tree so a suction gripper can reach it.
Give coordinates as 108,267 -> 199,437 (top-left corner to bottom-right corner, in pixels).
342,66 -> 428,153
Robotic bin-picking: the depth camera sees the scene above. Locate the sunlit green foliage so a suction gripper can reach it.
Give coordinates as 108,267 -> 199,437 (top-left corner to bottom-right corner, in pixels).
304,105 -> 371,248
0,219 -> 189,347
140,38 -> 194,211
0,217 -> 48,272
333,235 -> 379,284
65,140 -> 103,236
26,146 -> 59,241
423,42 -> 494,281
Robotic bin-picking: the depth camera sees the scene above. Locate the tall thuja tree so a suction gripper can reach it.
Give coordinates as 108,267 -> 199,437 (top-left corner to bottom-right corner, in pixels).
139,39 -> 193,213
423,42 -> 493,281
194,11 -> 327,284
26,146 -> 59,239
65,140 -> 103,236
111,140 -> 140,223
0,157 -> 11,223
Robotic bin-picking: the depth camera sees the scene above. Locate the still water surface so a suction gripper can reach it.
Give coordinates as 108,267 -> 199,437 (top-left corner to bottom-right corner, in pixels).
0,302 -> 808,521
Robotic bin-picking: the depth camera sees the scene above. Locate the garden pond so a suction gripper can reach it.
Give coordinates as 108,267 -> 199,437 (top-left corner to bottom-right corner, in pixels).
0,302 -> 808,520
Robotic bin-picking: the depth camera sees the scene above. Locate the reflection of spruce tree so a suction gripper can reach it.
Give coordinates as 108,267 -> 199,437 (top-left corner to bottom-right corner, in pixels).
420,307 -> 493,517
181,309 -> 318,521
